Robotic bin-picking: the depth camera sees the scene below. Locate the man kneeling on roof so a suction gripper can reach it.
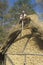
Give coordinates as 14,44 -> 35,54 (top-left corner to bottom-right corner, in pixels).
19,11 -> 27,24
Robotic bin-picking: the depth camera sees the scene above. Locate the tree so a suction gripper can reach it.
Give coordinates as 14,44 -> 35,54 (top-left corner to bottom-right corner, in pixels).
0,0 -> 8,18
0,0 -> 8,44
0,0 -> 8,26
0,26 -> 7,44
9,0 -> 35,22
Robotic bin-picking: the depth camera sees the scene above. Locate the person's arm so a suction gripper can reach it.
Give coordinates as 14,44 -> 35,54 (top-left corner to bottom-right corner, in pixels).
24,14 -> 27,17
20,15 -> 23,20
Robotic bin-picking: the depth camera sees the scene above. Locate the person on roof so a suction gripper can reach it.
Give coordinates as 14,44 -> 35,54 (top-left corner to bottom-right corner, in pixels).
19,11 -> 27,24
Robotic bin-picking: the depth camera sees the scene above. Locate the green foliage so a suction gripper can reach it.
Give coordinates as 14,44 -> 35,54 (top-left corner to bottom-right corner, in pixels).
0,0 -> 8,19
0,26 -> 8,44
0,26 -> 4,43
0,0 -> 9,44
9,0 -> 35,22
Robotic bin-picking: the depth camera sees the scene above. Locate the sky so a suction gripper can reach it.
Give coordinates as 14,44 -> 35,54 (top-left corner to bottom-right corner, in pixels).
8,0 -> 35,6
8,0 -> 17,7
31,0 -> 43,14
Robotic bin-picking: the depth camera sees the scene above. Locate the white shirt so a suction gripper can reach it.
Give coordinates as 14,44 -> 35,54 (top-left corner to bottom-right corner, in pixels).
20,13 -> 27,20
24,14 -> 27,17
20,14 -> 23,20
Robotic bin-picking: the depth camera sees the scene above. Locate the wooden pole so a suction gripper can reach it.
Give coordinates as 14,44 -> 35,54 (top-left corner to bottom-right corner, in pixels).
22,20 -> 24,36
24,55 -> 26,65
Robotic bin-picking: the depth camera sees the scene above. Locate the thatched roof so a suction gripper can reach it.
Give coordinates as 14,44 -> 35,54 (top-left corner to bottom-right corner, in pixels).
0,14 -> 43,55
6,28 -> 43,55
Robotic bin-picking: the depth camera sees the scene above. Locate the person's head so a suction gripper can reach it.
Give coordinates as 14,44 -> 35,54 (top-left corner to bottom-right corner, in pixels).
22,10 -> 25,14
